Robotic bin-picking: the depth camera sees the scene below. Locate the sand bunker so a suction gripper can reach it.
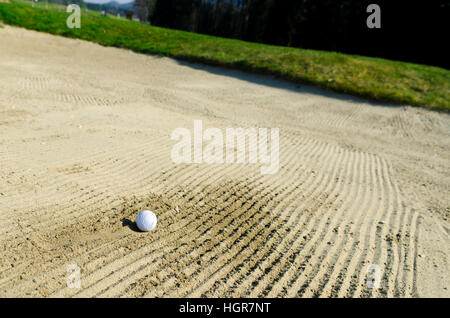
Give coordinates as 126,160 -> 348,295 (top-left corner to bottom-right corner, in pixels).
0,25 -> 449,297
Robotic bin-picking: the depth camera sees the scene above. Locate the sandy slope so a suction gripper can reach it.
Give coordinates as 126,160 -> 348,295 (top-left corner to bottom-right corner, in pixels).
0,25 -> 449,297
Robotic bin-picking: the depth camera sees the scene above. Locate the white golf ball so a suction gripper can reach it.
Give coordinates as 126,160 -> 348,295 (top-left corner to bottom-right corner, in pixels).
136,210 -> 157,232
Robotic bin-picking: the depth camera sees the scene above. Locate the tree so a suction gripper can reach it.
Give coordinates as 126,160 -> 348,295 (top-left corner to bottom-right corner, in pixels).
134,0 -> 155,23
148,0 -> 449,68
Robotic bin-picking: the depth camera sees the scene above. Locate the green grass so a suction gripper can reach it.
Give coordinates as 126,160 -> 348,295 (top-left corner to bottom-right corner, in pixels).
1,1 -> 449,111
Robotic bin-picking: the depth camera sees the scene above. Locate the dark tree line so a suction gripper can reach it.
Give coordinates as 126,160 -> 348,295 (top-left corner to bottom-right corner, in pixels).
142,0 -> 449,68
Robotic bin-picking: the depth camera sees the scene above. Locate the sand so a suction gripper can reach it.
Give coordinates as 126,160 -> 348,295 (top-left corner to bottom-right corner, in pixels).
0,25 -> 449,297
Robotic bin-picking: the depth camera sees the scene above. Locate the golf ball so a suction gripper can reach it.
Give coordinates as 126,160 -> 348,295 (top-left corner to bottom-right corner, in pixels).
136,210 -> 157,232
